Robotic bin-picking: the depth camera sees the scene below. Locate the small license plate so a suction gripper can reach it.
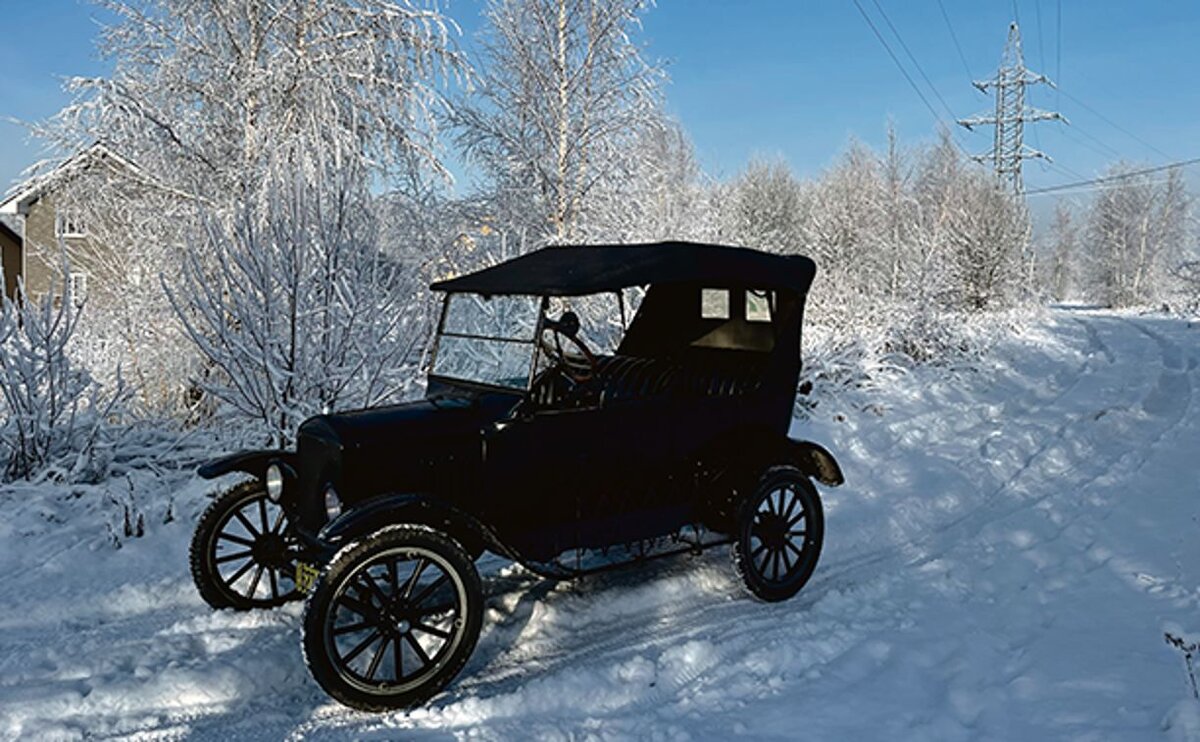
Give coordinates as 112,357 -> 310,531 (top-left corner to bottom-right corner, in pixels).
295,561 -> 320,593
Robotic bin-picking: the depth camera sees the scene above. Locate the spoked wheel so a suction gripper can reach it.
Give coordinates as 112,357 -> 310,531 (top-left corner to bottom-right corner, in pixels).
732,465 -> 824,602
189,481 -> 303,610
301,525 -> 483,711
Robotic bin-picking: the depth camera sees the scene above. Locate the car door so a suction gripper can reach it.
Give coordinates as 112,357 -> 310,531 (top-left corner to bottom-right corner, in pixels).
483,396 -> 672,559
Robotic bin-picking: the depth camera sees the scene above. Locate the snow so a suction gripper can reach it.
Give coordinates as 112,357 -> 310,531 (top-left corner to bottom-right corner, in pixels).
0,308 -> 1197,740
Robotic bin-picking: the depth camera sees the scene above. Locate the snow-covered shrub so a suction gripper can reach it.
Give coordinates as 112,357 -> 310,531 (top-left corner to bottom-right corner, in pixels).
1170,260 -> 1200,315
0,267 -> 132,483
167,160 -> 432,447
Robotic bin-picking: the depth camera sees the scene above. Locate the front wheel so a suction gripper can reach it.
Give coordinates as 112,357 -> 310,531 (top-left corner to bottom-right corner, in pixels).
301,525 -> 483,711
731,465 -> 824,602
189,481 -> 303,610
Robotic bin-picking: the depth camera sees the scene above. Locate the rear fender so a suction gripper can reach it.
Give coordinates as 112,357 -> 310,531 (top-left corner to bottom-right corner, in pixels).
318,494 -> 489,557
698,428 -> 845,488
196,450 -> 296,481
785,438 -> 845,487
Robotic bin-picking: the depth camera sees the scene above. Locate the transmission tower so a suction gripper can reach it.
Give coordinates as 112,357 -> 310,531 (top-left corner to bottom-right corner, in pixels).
958,22 -> 1065,194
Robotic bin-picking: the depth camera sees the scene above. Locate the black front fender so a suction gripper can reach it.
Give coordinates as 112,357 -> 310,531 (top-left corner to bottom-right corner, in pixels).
318,494 -> 490,557
196,450 -> 295,481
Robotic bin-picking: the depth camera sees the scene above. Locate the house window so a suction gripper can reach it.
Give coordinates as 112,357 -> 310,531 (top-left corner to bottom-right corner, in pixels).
700,288 -> 729,319
56,209 -> 87,238
69,272 -> 88,307
746,290 -> 773,322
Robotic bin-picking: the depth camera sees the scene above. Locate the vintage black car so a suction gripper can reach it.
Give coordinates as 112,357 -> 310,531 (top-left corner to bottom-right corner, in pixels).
189,241 -> 844,711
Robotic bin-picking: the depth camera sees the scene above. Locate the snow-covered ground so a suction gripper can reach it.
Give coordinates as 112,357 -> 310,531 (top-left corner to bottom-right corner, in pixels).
1,308 -> 1197,741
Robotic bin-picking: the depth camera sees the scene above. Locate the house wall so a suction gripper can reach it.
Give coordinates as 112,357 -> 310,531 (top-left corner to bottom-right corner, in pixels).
0,225 -> 19,301
21,192 -> 115,306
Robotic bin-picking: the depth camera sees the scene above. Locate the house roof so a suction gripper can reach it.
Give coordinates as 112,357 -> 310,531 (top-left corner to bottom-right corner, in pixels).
0,142 -> 160,215
430,242 -> 817,296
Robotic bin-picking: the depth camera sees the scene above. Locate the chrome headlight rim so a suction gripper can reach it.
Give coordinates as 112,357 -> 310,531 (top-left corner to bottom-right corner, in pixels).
324,484 -> 342,521
264,463 -> 284,502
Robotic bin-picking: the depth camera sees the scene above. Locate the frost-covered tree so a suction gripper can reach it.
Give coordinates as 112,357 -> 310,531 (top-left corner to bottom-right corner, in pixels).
944,172 -> 1029,310
33,0 -> 467,418
39,0 -> 466,200
590,115 -> 712,243
454,0 -> 663,242
0,261 -> 130,482
720,159 -> 808,255
1084,164 -> 1190,307
1048,202 -> 1077,302
167,156 -> 430,446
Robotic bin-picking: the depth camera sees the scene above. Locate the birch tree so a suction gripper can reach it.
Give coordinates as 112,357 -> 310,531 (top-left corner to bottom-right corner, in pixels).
454,0 -> 663,242
1084,164 -> 1190,307
1048,202 -> 1077,302
40,0 -> 466,200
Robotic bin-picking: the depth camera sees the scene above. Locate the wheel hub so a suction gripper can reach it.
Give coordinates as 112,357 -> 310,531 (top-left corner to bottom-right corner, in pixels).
756,513 -> 789,549
252,533 -> 290,568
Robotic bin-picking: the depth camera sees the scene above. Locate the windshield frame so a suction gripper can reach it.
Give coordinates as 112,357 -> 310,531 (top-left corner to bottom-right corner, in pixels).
427,292 -> 546,393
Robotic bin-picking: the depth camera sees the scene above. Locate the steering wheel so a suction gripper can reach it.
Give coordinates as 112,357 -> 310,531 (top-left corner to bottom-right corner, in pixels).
539,311 -> 599,385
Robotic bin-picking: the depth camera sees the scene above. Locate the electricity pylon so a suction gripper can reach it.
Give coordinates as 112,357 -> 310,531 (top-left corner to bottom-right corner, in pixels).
958,22 -> 1065,194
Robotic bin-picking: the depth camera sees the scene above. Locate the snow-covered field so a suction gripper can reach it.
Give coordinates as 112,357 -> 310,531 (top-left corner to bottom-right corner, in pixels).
1,308 -> 1197,741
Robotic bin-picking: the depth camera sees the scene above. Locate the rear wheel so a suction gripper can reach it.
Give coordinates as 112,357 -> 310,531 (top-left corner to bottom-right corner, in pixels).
189,481 -> 302,610
301,525 -> 483,711
732,466 -> 824,602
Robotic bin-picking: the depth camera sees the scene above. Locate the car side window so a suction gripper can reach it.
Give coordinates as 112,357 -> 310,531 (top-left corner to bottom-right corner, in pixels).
746,290 -> 773,322
701,288 -> 729,319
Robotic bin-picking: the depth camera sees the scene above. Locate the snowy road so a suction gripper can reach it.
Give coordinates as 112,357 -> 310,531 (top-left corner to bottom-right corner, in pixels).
1,309 -> 1198,740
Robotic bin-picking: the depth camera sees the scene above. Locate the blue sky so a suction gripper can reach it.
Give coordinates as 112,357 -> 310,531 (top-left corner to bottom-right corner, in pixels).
1,0 -> 1197,202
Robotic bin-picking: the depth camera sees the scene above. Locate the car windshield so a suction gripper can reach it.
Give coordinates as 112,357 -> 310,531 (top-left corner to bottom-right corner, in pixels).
431,294 -> 540,389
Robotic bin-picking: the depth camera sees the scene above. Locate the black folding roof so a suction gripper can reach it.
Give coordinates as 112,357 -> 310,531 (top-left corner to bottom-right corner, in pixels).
430,242 -> 816,296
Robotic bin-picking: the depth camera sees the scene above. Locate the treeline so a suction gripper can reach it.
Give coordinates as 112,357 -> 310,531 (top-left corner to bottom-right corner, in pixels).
1,0 -> 1195,481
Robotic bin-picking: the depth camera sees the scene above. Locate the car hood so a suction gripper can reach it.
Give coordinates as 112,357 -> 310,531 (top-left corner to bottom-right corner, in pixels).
293,394 -> 513,513
300,397 -> 491,449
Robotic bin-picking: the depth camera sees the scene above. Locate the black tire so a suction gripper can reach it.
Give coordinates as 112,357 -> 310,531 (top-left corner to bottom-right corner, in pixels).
732,465 -> 824,602
301,525 -> 483,711
189,481 -> 303,611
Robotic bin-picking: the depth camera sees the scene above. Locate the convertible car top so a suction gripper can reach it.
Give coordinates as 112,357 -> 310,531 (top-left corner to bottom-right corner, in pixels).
430,241 -> 817,296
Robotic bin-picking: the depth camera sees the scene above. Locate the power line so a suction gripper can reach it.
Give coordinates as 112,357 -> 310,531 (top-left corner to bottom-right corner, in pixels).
1041,158 -> 1088,183
1056,87 -> 1172,160
936,0 -> 974,80
849,0 -> 946,131
868,0 -> 958,122
1055,0 -> 1061,109
1025,156 -> 1200,196
1034,0 -> 1047,75
1057,123 -> 1123,161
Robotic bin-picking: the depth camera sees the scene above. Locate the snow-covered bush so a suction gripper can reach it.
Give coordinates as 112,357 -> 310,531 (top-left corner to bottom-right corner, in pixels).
0,266 -> 131,483
1171,260 -> 1200,315
167,156 -> 434,447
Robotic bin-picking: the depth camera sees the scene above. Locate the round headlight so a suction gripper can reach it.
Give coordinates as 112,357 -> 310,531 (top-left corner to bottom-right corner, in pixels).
264,464 -> 284,502
324,485 -> 342,521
